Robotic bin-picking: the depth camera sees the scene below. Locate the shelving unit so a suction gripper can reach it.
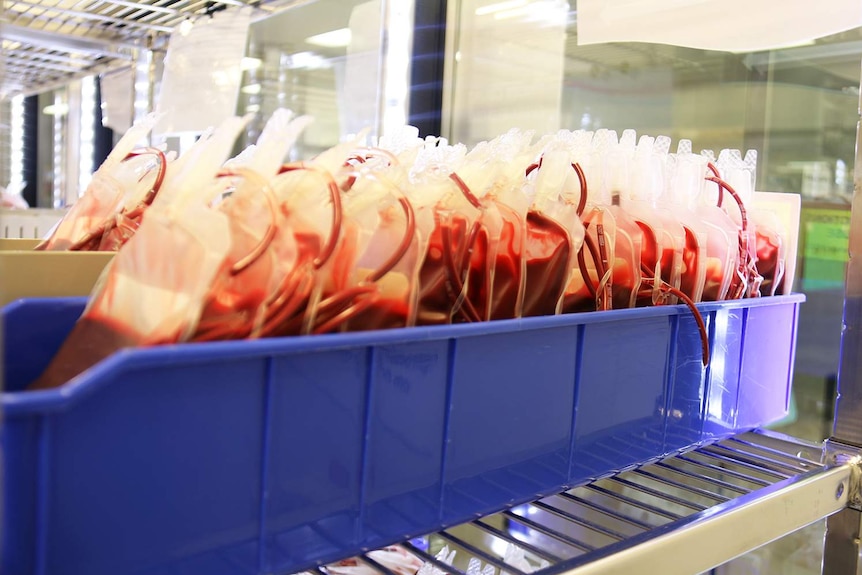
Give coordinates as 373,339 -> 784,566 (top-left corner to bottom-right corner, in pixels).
4,2 -> 862,574
319,430 -> 855,575
0,208 -> 65,238
0,0 -> 293,98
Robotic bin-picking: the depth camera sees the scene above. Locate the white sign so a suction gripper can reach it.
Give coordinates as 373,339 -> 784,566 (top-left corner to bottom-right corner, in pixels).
101,66 -> 134,133
577,0 -> 862,52
339,0 -> 383,138
155,8 -> 251,134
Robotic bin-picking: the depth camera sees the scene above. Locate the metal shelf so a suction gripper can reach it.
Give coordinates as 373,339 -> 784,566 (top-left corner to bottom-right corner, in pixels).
312,430 -> 850,575
0,0 -> 299,98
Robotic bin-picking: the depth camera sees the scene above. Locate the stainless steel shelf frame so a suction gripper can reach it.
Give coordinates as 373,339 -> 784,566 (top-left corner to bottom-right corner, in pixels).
0,0 -> 304,98
311,431 -> 855,575
819,57 -> 862,575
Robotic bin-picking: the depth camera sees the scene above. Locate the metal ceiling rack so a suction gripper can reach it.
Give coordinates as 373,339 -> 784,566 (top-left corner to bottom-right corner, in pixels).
0,0 -> 305,98
307,430 -> 852,575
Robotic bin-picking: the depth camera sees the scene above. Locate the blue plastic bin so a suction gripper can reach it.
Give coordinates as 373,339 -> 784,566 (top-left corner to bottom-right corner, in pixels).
2,294 -> 803,575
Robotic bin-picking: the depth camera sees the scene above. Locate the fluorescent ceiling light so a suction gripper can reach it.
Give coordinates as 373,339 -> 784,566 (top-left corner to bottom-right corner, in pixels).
241,57 -> 262,71
288,51 -> 330,70
178,19 -> 194,36
241,83 -> 262,95
494,5 -> 529,19
43,103 -> 69,116
475,0 -> 527,16
493,0 -> 564,21
305,28 -> 351,48
246,104 -> 260,113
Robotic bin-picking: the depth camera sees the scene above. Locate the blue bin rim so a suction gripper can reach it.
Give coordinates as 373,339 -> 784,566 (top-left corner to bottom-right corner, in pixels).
2,293 -> 805,415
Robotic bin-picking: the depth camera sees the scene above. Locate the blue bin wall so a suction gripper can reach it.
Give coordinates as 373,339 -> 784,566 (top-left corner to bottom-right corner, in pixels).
2,295 -> 804,575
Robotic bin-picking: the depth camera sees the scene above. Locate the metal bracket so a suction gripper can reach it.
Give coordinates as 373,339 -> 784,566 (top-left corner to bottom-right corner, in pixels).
822,441 -> 862,575
3,24 -> 139,58
824,438 -> 862,510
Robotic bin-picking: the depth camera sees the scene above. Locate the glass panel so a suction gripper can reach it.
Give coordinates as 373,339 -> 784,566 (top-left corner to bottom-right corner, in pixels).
236,0 -> 413,158
447,1 -> 858,205
446,0 -> 856,439
447,5 -> 856,572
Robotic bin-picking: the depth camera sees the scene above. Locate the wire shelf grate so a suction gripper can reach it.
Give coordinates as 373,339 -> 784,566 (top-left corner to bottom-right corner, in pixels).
297,430 -> 842,575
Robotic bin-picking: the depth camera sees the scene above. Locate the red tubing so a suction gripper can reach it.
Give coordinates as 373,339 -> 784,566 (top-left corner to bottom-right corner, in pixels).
638,222 -> 710,366
705,176 -> 748,233
705,174 -> 753,300
278,162 -> 343,269
448,172 -> 483,209
525,155 -> 545,177
68,147 -> 168,251
707,162 -> 724,207
577,224 -> 605,304
309,174 -> 418,332
341,156 -> 366,191
572,163 -> 588,216
352,147 -> 400,166
259,266 -> 315,336
595,223 -> 612,309
642,277 -> 710,366
125,148 -> 169,207
441,173 -> 486,321
341,148 -> 399,191
313,293 -> 379,335
213,168 -> 279,276
317,286 -> 378,315
525,159 -> 588,216
366,197 -> 417,283
440,217 -> 483,322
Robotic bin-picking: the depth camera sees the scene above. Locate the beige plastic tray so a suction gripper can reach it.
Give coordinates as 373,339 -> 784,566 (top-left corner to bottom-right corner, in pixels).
0,241 -> 112,306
